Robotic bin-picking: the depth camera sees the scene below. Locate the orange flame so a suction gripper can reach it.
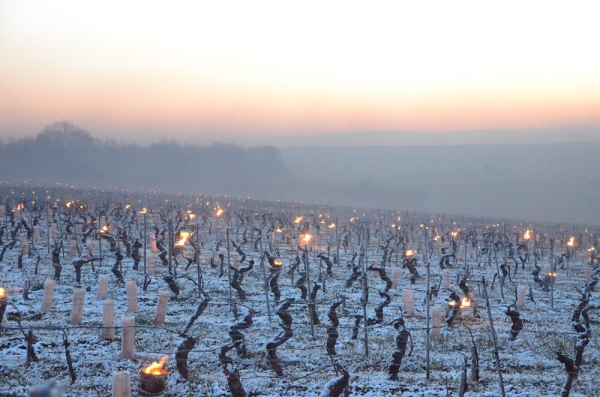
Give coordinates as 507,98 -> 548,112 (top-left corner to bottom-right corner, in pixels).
524,230 -> 531,240
176,232 -> 190,247
142,355 -> 169,375
460,297 -> 471,308
294,216 -> 303,224
274,260 -> 283,267
327,223 -> 336,229
302,233 -> 312,244
100,225 -> 109,233
588,247 -> 596,252
216,208 -> 223,217
0,287 -> 5,299
405,250 -> 414,257
567,237 -> 575,247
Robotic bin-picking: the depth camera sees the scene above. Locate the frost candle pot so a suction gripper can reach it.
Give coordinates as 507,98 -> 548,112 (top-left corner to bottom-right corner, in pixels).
97,275 -> 109,299
139,356 -> 169,397
154,291 -> 169,325
126,281 -> 138,313
41,279 -> 56,312
70,288 -> 85,325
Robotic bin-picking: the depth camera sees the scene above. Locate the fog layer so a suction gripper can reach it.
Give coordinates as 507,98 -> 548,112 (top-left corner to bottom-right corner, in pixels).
1,121 -> 598,225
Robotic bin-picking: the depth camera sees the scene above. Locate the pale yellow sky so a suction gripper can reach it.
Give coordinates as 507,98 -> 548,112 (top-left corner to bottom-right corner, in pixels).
1,1 -> 599,143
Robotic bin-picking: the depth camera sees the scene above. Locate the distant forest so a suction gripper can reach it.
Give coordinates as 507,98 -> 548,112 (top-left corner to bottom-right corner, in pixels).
0,121 -> 289,196
0,121 -> 425,209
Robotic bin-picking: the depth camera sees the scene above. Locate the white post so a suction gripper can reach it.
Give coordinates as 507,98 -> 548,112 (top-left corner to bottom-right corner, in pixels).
150,235 -> 157,253
154,290 -> 169,325
391,267 -> 401,290
70,288 -> 85,325
516,285 -> 527,310
432,306 -> 442,341
121,316 -> 135,359
70,240 -> 78,259
146,252 -> 155,276
41,279 -> 56,312
102,300 -> 115,340
97,275 -> 109,299
444,269 -> 450,290
126,281 -> 138,313
403,289 -> 414,316
112,371 -> 131,397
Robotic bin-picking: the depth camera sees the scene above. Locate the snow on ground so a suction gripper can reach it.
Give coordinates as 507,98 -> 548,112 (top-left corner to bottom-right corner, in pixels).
0,193 -> 598,397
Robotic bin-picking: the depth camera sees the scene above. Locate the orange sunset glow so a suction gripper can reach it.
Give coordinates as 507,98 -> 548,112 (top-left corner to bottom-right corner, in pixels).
1,1 -> 599,143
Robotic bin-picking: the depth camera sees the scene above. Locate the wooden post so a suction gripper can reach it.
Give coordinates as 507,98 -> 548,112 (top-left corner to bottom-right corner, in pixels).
154,291 -> 169,325
70,288 -> 85,325
41,279 -> 56,312
112,371 -> 131,397
126,281 -> 138,313
97,275 -> 109,299
121,316 -> 135,359
482,277 -> 506,397
102,300 -> 115,340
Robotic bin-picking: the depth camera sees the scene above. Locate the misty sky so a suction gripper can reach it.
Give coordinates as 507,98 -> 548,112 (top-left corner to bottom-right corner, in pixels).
1,1 -> 600,144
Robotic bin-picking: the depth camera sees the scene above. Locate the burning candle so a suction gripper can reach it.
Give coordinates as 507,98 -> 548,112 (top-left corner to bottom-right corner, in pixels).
0,287 -> 7,327
139,356 -> 169,396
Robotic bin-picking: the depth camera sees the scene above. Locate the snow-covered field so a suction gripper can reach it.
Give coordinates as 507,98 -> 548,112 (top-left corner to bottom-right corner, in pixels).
0,190 -> 598,397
